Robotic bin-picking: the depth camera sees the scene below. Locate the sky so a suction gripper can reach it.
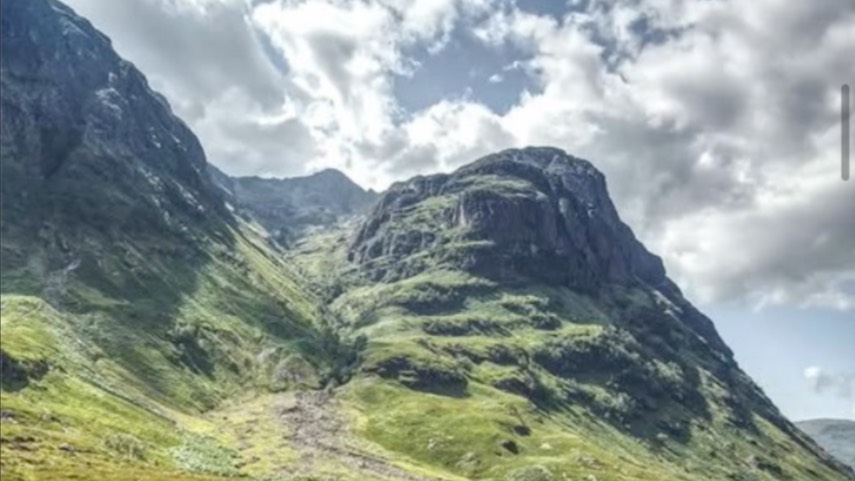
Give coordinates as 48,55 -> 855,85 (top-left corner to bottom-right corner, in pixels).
62,0 -> 854,421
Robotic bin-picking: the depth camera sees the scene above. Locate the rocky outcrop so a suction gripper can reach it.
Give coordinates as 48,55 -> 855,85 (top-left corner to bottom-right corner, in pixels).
0,349 -> 49,391
349,146 -> 735,367
350,147 -> 666,290
341,147 -> 855,480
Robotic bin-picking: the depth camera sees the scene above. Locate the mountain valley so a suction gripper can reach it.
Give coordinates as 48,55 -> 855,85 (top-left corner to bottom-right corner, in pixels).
1,1 -> 853,481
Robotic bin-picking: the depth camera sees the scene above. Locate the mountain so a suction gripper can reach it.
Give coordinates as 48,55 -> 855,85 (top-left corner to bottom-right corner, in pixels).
209,164 -> 378,246
295,146 -> 854,480
798,419 -> 855,470
1,1 -> 853,480
1,0 -> 340,478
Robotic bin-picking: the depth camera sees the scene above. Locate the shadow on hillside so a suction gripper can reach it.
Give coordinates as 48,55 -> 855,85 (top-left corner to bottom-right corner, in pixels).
0,349 -> 50,392
0,151 -> 325,408
501,292 -> 723,448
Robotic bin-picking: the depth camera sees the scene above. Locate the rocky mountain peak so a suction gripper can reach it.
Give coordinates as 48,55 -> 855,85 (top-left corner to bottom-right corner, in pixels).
207,164 -> 377,245
1,0 -> 212,189
462,146 -> 605,204
309,167 -> 354,182
1,0 -> 230,284
349,147 -> 666,290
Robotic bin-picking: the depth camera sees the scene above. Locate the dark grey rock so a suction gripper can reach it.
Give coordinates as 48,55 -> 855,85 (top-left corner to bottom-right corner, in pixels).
209,164 -> 377,245
349,147 -> 729,356
1,0 -> 232,278
350,147 -> 666,289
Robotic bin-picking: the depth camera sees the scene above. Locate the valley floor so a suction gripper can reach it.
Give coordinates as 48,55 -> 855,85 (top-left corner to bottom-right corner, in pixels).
189,389 -> 454,481
0,383 -> 456,481
4,375 -> 855,481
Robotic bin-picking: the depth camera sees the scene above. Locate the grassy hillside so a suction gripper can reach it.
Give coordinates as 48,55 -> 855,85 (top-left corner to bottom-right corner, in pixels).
0,217 -> 342,480
0,1 -> 339,478
1,1 -> 852,480
284,157 -> 854,481
311,270 -> 852,480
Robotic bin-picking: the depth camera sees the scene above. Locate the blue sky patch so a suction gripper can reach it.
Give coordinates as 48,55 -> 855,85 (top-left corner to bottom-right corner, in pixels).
394,29 -> 539,116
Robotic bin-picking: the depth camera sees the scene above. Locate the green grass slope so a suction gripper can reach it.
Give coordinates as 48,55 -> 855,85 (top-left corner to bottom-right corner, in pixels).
2,1 -> 851,480
0,218 -> 344,480
0,0 -> 342,477
323,275 -> 852,480
286,157 -> 854,481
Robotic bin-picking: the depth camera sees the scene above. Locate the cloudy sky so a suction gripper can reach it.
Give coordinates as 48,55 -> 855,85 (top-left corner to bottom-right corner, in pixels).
64,0 -> 854,420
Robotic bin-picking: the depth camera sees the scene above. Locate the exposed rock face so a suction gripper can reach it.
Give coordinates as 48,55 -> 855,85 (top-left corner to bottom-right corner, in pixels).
0,0 -> 338,425
350,147 -> 665,289
210,165 -> 377,245
349,147 -> 731,354
1,0 -> 230,278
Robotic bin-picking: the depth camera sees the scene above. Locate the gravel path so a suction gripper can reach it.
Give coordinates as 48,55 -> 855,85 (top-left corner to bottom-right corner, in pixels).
274,389 -> 448,481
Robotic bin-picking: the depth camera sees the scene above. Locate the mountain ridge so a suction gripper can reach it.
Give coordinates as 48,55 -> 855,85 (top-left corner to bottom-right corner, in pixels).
208,164 -> 378,246
1,1 -> 852,480
1,1 -> 340,477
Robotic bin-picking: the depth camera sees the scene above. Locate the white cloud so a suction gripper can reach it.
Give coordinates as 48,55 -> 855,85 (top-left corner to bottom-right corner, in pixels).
456,0 -> 855,309
63,0 -> 855,310
248,0 -> 497,184
804,366 -> 855,418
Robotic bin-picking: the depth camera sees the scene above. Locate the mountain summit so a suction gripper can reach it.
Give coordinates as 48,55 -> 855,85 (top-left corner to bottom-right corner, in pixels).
351,147 -> 664,289
1,1 -> 852,480
210,165 -> 377,246
349,147 -> 729,355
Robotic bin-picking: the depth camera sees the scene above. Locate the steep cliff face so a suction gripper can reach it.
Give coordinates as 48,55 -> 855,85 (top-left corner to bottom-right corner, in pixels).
351,147 -> 664,288
0,0 -> 234,283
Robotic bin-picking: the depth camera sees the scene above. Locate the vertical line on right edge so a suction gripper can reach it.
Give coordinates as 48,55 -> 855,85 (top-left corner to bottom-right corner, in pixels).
843,84 -> 850,181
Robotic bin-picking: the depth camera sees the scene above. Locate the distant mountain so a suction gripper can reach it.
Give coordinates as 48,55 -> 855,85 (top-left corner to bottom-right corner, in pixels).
798,419 -> 855,469
209,164 -> 377,245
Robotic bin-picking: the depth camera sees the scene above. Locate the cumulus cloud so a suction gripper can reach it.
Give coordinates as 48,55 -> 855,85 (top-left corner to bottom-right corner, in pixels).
62,0 -> 310,177
63,0 -> 855,310
462,0 -> 855,309
805,366 -> 855,417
